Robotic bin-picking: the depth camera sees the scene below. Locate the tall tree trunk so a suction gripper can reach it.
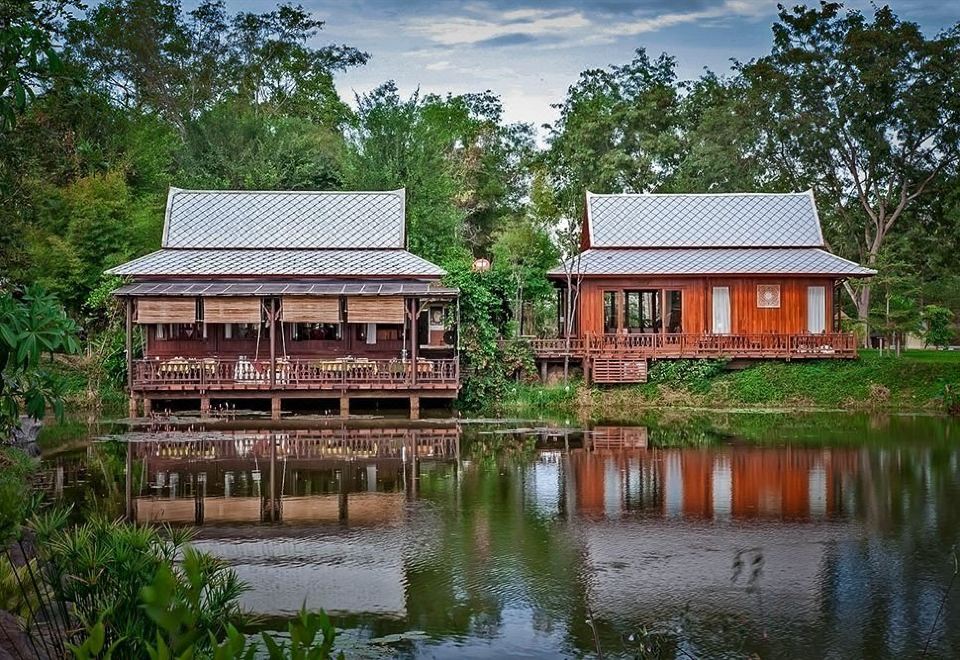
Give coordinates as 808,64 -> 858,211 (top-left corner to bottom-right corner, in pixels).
857,284 -> 871,348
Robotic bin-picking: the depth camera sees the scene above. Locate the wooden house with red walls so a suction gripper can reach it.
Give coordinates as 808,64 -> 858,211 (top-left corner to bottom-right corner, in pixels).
108,188 -> 458,418
534,191 -> 875,383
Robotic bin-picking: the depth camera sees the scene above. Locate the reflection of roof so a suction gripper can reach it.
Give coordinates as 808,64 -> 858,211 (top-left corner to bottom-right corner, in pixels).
163,188 -> 406,249
549,247 -> 875,277
113,279 -> 458,297
586,191 -> 823,248
106,248 -> 445,277
192,527 -> 407,617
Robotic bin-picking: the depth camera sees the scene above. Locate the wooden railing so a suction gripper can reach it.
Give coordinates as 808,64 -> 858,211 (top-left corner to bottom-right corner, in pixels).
132,357 -> 459,392
526,333 -> 857,359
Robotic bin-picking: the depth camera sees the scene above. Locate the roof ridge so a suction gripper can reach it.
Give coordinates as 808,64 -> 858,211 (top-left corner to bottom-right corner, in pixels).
168,187 -> 405,196
585,189 -> 812,198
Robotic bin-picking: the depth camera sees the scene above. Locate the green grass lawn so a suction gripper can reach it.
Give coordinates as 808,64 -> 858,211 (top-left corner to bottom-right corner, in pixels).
860,348 -> 960,363
503,349 -> 960,417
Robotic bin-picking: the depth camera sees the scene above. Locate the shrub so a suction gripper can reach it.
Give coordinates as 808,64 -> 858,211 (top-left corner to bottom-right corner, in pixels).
27,512 -> 247,657
921,305 -> 956,349
647,359 -> 728,393
0,447 -> 36,544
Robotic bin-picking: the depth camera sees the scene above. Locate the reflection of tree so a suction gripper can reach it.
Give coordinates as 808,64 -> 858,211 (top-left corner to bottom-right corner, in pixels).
816,445 -> 960,657
403,434 -> 594,649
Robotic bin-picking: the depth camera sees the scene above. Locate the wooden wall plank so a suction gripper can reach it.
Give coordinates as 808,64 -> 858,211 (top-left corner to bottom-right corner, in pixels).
576,276 -> 836,336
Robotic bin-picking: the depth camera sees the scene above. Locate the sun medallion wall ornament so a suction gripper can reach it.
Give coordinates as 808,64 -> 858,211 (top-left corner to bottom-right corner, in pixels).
757,284 -> 781,309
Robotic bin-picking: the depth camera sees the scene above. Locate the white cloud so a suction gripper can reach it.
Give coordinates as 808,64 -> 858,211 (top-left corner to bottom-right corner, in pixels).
425,60 -> 454,71
612,0 -> 770,35
405,0 -> 772,48
407,8 -> 591,46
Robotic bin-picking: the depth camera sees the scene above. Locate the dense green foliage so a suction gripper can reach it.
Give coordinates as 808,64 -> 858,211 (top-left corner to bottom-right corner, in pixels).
0,447 -> 35,543
0,285 -> 80,433
28,511 -> 247,657
1,0 -> 958,410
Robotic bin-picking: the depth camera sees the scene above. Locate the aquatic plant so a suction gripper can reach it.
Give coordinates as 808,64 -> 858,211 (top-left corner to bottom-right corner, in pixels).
20,511 -> 248,657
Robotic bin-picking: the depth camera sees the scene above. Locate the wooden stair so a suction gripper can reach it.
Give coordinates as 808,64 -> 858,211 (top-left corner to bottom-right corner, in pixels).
590,358 -> 648,384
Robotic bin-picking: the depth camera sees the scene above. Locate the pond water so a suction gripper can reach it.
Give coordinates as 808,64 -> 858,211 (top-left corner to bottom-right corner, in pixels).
37,411 -> 960,658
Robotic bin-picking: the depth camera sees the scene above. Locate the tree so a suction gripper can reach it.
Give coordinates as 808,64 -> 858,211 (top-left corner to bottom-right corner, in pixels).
0,0 -> 71,131
545,48 -> 682,216
920,305 -> 955,349
738,3 -> 960,338
177,102 -> 345,189
65,0 -> 367,134
490,216 -> 558,336
0,284 -> 80,435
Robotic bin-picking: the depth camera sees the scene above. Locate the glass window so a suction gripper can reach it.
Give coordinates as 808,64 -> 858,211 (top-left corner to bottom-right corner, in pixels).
224,323 -> 268,340
292,323 -> 342,341
712,287 -> 731,334
807,286 -> 826,333
625,290 -> 660,333
603,291 -> 618,333
664,290 -> 683,333
156,323 -> 202,341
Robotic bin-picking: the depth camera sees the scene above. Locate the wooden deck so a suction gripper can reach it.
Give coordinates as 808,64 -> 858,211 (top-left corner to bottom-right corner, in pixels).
131,357 -> 459,394
527,332 -> 857,360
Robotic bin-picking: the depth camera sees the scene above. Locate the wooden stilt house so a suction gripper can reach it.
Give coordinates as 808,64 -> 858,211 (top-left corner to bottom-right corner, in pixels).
108,188 -> 458,418
533,191 -> 875,383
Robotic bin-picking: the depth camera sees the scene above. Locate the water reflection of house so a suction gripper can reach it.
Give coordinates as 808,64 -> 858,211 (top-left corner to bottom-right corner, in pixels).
568,434 -> 860,521
128,425 -> 459,525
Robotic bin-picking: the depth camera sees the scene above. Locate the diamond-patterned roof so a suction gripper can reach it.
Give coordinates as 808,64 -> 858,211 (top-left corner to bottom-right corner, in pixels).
549,248 -> 875,277
586,191 -> 824,248
162,188 -> 405,249
107,249 -> 445,277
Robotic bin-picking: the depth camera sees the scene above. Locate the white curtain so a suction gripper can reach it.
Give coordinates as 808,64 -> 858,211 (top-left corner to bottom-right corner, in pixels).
366,322 -> 377,345
712,287 -> 730,334
807,286 -> 826,333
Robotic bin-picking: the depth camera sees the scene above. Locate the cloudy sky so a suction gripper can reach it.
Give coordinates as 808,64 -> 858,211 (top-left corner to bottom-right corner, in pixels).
227,0 -> 960,131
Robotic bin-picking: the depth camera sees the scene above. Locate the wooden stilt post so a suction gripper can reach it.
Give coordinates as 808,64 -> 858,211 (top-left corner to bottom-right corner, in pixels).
339,395 -> 350,418
126,298 -> 135,416
409,395 -> 420,420
200,397 -> 211,415
271,396 -> 281,421
142,398 -> 152,416
269,298 -> 276,388
410,298 -> 418,387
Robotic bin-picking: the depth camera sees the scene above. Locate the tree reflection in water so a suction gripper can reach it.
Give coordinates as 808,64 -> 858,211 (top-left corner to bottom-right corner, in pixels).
36,412 -> 960,658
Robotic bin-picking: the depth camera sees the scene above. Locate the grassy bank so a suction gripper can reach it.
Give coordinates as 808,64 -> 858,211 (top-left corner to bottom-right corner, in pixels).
502,350 -> 960,418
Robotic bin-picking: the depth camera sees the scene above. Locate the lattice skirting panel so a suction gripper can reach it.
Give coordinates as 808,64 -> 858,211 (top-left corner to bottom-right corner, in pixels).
590,358 -> 648,384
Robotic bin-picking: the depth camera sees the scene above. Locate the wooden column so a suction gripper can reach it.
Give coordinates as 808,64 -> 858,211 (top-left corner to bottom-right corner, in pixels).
409,395 -> 420,420
142,398 -> 152,416
339,395 -> 350,419
271,396 -> 281,421
410,298 -> 418,386
269,298 -> 276,388
200,397 -> 211,415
